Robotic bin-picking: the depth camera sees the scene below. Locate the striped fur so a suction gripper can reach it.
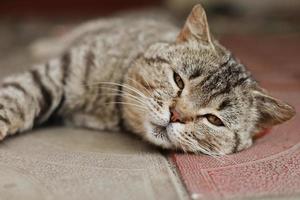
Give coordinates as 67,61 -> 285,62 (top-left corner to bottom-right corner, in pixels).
0,4 -> 295,155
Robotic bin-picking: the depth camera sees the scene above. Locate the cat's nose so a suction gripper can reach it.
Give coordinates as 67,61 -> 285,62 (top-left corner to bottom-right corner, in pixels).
170,108 -> 183,123
170,107 -> 194,124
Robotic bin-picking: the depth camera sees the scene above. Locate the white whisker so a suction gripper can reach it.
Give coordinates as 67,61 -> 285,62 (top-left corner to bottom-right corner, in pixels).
99,92 -> 149,107
104,102 -> 148,111
126,77 -> 152,96
97,87 -> 150,106
90,81 -> 147,98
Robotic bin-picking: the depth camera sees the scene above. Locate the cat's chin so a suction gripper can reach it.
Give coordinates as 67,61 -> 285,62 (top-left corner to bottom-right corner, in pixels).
143,122 -> 174,149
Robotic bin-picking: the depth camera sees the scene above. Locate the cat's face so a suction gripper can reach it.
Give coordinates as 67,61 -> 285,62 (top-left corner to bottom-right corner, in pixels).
123,4 -> 295,155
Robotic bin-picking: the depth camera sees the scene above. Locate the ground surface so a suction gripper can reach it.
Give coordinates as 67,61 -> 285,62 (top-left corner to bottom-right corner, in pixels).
0,128 -> 188,200
0,18 -> 299,200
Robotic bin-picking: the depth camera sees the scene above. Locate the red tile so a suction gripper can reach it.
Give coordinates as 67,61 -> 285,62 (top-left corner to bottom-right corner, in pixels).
171,96 -> 300,199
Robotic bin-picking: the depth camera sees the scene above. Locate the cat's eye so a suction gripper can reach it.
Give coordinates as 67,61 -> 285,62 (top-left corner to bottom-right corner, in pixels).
173,72 -> 184,90
205,114 -> 224,127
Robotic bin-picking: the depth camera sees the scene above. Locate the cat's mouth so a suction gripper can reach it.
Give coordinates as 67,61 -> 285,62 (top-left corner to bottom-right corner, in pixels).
151,123 -> 171,142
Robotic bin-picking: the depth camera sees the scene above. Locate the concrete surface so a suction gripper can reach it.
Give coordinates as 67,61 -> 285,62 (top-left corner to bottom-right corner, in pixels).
0,128 -> 187,200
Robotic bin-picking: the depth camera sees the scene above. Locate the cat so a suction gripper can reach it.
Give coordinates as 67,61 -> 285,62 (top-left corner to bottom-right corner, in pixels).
0,4 -> 295,156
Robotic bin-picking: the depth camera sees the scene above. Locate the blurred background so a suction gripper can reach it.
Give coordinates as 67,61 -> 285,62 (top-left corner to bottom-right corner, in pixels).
1,0 -> 300,33
0,0 -> 299,81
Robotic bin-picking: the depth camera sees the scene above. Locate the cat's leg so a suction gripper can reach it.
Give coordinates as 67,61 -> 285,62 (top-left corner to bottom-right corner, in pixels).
65,113 -> 117,131
0,57 -> 66,140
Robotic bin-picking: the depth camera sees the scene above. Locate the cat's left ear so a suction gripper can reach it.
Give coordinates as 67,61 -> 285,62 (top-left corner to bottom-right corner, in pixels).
252,88 -> 296,129
176,4 -> 213,44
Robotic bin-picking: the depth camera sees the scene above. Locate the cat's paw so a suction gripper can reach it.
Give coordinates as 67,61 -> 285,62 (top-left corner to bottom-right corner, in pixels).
0,122 -> 8,141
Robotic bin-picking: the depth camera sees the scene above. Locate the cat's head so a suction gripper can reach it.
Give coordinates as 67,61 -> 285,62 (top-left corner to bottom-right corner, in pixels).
123,4 -> 295,155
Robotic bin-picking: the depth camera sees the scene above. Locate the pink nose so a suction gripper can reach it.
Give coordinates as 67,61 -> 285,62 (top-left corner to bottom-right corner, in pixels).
170,108 -> 182,123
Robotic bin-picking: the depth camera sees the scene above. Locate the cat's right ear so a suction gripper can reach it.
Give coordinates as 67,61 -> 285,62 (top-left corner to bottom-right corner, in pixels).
252,88 -> 296,129
176,4 -> 213,45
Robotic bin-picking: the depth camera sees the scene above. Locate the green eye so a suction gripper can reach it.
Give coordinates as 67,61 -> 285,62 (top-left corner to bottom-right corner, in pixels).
205,114 -> 224,126
174,72 -> 184,90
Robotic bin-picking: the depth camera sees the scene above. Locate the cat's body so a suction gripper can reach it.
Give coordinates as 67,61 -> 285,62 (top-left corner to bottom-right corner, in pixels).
43,17 -> 179,131
0,5 -> 295,155
0,17 -> 177,132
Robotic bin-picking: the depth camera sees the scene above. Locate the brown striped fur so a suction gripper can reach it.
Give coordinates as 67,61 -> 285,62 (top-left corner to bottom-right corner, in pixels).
0,4 -> 295,155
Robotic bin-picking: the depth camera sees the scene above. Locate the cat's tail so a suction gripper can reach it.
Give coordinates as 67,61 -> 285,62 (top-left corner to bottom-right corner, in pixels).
0,55 -> 69,140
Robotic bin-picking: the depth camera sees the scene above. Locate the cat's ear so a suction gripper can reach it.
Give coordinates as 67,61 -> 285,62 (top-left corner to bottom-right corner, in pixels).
252,88 -> 295,129
176,4 -> 213,44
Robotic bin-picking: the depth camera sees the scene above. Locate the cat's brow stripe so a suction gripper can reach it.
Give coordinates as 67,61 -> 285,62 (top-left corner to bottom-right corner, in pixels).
189,68 -> 203,80
218,99 -> 231,110
199,54 -> 232,86
203,61 -> 249,101
145,57 -> 170,65
30,69 -> 53,123
215,74 -> 250,98
198,68 -> 222,90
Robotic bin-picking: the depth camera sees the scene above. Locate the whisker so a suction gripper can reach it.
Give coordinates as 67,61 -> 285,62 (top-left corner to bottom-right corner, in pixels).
97,89 -> 149,106
193,145 -> 226,163
100,93 -> 149,107
182,134 -> 226,163
104,102 -> 148,111
135,66 -> 156,92
126,77 -> 152,96
89,82 -> 147,98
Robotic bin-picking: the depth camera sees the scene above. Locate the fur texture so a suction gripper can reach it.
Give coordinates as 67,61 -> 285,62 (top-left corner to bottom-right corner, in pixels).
0,4 -> 295,155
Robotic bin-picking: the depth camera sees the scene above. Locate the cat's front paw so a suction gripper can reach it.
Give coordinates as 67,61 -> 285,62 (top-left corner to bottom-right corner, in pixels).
0,121 -> 8,141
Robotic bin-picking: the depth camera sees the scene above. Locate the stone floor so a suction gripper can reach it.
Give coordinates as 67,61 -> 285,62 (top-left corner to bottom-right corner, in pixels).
0,128 -> 188,200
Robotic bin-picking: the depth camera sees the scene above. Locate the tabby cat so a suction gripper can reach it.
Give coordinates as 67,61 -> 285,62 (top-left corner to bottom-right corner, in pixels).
0,4 -> 295,155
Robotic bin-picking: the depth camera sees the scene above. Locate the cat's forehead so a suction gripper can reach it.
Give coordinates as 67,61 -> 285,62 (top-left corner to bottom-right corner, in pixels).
147,42 -> 255,104
166,43 -> 229,73
203,70 -> 251,100
179,50 -> 254,106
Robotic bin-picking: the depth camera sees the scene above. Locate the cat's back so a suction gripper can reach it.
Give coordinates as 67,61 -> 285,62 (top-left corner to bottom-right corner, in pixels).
57,12 -> 178,128
62,13 -> 178,86
58,14 -> 178,76
73,16 -> 177,54
33,11 -> 178,61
